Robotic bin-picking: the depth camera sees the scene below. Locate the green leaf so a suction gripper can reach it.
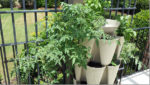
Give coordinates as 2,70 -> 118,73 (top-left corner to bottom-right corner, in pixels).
72,58 -> 76,65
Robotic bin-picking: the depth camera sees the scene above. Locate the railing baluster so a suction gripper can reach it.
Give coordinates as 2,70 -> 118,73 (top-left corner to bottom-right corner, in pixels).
45,0 -> 48,38
121,0 -> 125,15
34,0 -> 40,84
109,0 -> 113,18
0,47 -> 7,85
130,0 -> 137,24
115,0 -> 120,16
55,0 -> 58,12
22,0 -> 31,84
12,45 -> 18,83
127,0 -> 131,15
0,15 -> 10,84
34,0 -> 38,38
9,0 -> 20,83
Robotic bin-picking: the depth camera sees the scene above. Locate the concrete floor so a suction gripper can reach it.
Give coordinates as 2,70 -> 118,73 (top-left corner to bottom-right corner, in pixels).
120,69 -> 150,84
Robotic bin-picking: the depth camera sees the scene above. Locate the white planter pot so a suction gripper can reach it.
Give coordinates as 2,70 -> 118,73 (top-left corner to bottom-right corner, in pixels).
73,78 -> 77,85
86,62 -> 105,84
102,19 -> 120,35
107,63 -> 120,84
68,0 -> 83,4
115,36 -> 125,59
101,68 -> 107,84
99,38 -> 119,65
75,64 -> 82,82
91,40 -> 100,63
80,67 -> 86,82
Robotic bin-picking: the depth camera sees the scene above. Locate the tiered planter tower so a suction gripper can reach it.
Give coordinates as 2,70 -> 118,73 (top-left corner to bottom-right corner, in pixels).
74,19 -> 125,84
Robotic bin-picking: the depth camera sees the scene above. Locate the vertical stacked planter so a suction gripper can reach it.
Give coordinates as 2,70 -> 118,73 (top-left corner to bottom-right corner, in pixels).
74,19 -> 124,84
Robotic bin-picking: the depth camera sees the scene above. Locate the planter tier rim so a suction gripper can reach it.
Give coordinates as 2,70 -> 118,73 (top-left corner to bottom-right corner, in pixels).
87,65 -> 106,69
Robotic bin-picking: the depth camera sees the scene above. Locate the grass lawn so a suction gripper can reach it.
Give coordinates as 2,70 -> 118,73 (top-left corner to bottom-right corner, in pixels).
0,8 -> 50,81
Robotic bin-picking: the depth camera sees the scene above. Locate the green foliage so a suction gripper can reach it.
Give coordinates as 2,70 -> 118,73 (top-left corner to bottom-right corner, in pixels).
14,40 -> 64,84
111,54 -> 117,66
111,61 -> 117,66
19,0 -> 61,8
0,0 -> 17,8
136,0 -> 149,13
113,0 -> 149,13
13,3 -> 106,84
111,55 -> 118,66
47,3 -> 106,68
120,42 -> 142,70
37,0 -> 61,8
113,0 -> 135,8
132,10 -> 149,50
18,0 -> 34,8
84,0 -> 111,15
53,3 -> 106,42
116,15 -> 136,41
101,33 -> 116,40
133,10 -> 149,28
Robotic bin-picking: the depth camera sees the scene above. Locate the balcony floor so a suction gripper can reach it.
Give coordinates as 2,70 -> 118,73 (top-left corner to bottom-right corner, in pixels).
120,69 -> 150,84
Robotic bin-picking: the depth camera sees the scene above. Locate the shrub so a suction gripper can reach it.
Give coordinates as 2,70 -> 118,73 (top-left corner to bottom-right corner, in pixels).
84,0 -> 111,15
37,0 -> 61,8
112,0 -> 149,13
120,43 -> 142,69
132,10 -> 149,51
19,0 -> 61,8
18,0 -> 33,8
116,15 -> 136,42
13,3 -> 106,84
136,0 -> 149,13
133,10 -> 149,28
120,42 -> 144,75
112,0 -> 135,8
0,0 -> 17,8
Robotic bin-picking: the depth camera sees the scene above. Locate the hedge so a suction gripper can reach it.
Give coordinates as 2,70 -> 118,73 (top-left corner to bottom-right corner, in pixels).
132,10 -> 149,51
19,0 -> 62,8
0,0 -> 17,8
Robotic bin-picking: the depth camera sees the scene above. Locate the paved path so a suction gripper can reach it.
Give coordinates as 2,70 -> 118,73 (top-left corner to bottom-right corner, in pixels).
120,69 -> 150,84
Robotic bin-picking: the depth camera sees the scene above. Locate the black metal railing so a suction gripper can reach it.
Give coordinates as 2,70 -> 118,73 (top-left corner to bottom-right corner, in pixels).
0,0 -> 149,84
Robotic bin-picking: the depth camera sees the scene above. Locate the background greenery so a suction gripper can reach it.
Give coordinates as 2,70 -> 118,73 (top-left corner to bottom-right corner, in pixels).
136,0 -> 149,13
0,0 -> 17,8
0,0 -> 64,8
132,10 -> 149,53
112,0 -> 149,13
18,0 -> 62,8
